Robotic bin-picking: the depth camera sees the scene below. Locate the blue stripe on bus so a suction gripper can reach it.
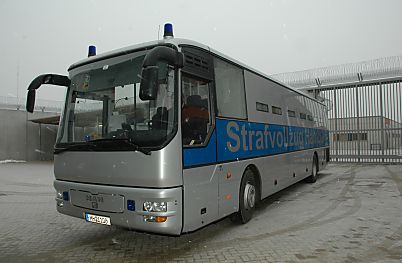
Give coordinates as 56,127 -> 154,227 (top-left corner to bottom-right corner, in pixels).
216,119 -> 329,162
183,119 -> 329,168
183,130 -> 217,168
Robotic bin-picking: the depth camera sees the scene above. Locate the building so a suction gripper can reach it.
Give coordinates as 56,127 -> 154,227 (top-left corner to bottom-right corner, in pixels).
329,116 -> 401,151
0,96 -> 61,161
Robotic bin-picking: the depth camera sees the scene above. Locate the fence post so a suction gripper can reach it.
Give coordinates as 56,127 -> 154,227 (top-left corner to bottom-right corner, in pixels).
379,82 -> 385,162
355,85 -> 360,162
334,88 -> 338,162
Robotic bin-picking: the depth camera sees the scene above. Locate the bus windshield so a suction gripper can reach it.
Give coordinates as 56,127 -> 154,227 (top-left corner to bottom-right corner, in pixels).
57,52 -> 177,150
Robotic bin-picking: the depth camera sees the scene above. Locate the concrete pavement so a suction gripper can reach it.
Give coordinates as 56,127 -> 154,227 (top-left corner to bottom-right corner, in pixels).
0,162 -> 401,262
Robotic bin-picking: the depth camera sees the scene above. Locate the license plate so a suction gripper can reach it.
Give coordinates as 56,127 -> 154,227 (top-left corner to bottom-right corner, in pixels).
85,213 -> 111,226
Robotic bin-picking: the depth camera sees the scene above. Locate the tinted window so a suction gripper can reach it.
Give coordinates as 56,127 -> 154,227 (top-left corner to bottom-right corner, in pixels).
288,110 -> 296,117
256,102 -> 269,112
214,58 -> 247,119
182,75 -> 212,146
272,106 -> 282,115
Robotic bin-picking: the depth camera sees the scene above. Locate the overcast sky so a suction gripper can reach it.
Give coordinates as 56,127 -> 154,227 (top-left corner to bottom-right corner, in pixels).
1,0 -> 402,101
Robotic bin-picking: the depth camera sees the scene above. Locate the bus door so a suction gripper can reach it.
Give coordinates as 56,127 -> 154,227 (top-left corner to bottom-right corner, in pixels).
180,47 -> 219,231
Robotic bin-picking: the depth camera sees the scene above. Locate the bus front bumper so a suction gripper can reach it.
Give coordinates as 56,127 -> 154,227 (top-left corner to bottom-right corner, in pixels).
54,180 -> 183,235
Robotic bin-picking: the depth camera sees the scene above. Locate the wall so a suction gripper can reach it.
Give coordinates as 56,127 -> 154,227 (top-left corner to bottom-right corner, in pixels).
0,109 -> 58,161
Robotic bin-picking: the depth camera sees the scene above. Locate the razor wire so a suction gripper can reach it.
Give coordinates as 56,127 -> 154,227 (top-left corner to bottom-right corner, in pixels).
271,55 -> 402,89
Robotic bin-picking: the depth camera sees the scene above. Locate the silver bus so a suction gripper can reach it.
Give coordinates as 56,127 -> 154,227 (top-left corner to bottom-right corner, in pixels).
26,24 -> 329,235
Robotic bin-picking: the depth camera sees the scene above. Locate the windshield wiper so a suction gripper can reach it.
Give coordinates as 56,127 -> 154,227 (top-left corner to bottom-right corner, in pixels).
54,143 -> 98,154
89,138 -> 152,156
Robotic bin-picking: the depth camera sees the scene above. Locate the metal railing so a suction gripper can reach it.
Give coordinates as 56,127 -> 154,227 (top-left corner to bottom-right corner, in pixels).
308,78 -> 402,163
272,56 -> 402,163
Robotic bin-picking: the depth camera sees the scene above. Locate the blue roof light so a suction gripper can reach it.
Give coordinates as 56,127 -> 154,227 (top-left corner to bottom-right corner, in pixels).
88,45 -> 96,57
163,23 -> 174,38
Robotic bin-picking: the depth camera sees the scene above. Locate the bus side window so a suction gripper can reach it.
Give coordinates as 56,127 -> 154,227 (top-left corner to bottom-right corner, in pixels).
214,58 -> 247,119
182,75 -> 212,146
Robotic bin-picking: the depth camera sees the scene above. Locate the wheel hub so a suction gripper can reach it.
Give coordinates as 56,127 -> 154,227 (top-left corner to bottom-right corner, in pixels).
244,183 -> 256,209
312,160 -> 317,177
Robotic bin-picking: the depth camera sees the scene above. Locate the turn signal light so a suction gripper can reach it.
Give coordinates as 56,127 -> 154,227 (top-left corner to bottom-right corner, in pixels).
155,216 -> 167,223
143,215 -> 168,223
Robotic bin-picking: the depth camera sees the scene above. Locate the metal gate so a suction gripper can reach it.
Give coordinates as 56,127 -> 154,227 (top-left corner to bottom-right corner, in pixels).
314,77 -> 402,163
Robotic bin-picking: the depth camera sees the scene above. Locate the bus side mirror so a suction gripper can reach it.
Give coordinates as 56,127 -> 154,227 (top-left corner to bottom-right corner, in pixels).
139,45 -> 184,101
26,74 -> 70,113
26,90 -> 37,113
139,66 -> 159,100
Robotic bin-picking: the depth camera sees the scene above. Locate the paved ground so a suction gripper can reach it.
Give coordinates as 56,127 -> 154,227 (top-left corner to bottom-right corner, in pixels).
0,162 -> 401,263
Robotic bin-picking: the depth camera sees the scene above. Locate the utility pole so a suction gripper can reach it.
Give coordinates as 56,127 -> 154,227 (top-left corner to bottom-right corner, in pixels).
16,59 -> 20,107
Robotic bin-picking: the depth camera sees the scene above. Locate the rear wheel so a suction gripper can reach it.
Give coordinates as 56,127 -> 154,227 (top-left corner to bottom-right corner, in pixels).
305,154 -> 318,183
232,170 -> 257,223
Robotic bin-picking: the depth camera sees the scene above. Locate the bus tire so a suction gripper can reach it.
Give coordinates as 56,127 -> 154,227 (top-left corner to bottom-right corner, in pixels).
305,154 -> 318,183
232,169 -> 257,224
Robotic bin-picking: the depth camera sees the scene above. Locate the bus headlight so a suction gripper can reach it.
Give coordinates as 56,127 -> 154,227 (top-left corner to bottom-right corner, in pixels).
143,201 -> 167,212
56,190 -> 69,201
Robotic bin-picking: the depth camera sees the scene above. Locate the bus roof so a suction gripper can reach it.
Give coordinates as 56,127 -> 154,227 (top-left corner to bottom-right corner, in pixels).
68,38 -> 324,105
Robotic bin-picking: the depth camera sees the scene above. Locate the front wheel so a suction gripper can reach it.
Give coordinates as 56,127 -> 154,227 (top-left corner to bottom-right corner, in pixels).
232,170 -> 258,224
305,154 -> 318,183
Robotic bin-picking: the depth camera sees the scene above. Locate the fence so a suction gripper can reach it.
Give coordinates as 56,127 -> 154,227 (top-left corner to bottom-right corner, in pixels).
309,77 -> 402,163
272,56 -> 402,163
0,96 -> 63,112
